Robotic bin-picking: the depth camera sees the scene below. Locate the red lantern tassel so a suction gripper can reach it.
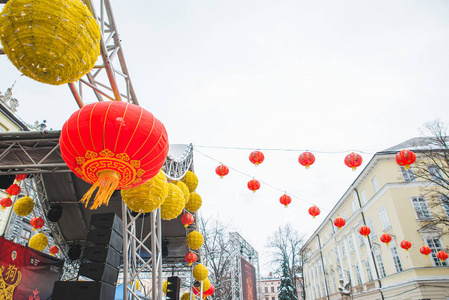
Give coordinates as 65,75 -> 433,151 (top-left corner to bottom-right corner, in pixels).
80,170 -> 120,209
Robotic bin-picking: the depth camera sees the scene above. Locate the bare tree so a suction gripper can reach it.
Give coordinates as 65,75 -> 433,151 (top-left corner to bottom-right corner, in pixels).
412,120 -> 449,234
197,215 -> 233,300
266,224 -> 305,299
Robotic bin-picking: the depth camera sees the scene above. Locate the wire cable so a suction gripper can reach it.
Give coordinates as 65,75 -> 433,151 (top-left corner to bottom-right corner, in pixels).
193,147 -> 331,212
194,144 -> 377,155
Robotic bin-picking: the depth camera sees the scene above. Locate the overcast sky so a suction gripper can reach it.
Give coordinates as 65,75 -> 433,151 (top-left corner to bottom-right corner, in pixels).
1,0 -> 449,276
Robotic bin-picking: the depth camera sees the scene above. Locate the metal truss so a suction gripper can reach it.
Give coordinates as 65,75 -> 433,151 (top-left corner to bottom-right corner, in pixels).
229,232 -> 262,300
68,0 -> 138,107
122,205 -> 163,300
0,131 -> 68,174
162,144 -> 194,181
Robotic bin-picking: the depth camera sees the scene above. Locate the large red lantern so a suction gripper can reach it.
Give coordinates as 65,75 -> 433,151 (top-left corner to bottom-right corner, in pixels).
420,245 -> 432,257
437,250 -> 448,262
359,225 -> 371,237
279,194 -> 292,207
15,174 -> 27,181
5,184 -> 21,196
308,206 -> 320,218
249,151 -> 264,166
181,213 -> 195,228
298,152 -> 315,169
30,217 -> 45,231
59,101 -> 169,209
247,179 -> 260,192
49,245 -> 59,256
400,240 -> 412,251
333,217 -> 345,229
380,233 -> 392,245
185,252 -> 197,266
0,197 -> 12,209
215,165 -> 229,178
395,149 -> 416,170
344,152 -> 363,171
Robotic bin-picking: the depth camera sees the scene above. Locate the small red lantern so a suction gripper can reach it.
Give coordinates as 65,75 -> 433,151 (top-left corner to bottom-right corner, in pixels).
400,240 -> 412,251
0,197 -> 12,209
380,233 -> 392,245
249,151 -> 264,166
185,252 -> 197,266
333,217 -> 345,229
247,179 -> 260,192
420,245 -> 432,257
193,284 -> 215,297
437,250 -> 448,262
395,149 -> 416,170
215,165 -> 229,178
49,245 -> 59,256
279,194 -> 292,207
15,174 -> 27,181
30,217 -> 45,231
308,206 -> 320,218
5,184 -> 21,196
298,152 -> 315,169
181,213 -> 195,228
344,152 -> 363,171
359,225 -> 371,237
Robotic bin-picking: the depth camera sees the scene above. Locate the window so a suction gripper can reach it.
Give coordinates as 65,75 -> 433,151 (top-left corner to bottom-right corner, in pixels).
335,247 -> 340,264
351,199 -> 357,213
426,238 -> 449,266
325,231 -> 328,242
379,206 -> 391,229
389,241 -> 403,272
342,210 -> 347,219
428,164 -> 443,181
411,196 -> 432,220
265,287 -> 268,293
332,274 -> 337,293
271,286 -> 274,293
328,252 -> 333,266
372,176 -> 380,192
375,252 -> 387,278
271,297 -> 275,300
348,235 -> 355,253
366,217 -> 376,238
345,270 -> 351,282
355,266 -> 362,285
360,190 -> 367,205
341,243 -> 346,257
364,260 -> 373,281
439,195 -> 449,218
358,231 -> 365,247
401,166 -> 416,182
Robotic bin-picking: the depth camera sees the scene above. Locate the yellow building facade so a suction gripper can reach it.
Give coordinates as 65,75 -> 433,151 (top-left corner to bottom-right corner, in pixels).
302,138 -> 449,300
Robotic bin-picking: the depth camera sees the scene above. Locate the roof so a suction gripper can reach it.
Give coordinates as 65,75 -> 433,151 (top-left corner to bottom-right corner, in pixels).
380,136 -> 449,153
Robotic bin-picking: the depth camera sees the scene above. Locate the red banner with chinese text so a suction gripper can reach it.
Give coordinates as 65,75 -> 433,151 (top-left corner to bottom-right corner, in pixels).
0,236 -> 63,300
241,257 -> 257,300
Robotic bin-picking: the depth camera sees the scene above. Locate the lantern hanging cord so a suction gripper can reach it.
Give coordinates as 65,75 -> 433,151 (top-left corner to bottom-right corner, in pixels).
194,145 -> 377,155
193,148 -> 331,212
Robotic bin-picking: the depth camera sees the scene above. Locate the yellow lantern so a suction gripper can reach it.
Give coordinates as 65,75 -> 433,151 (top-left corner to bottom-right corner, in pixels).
0,0 -> 101,85
181,171 -> 198,192
181,292 -> 191,300
121,170 -> 168,213
13,196 -> 34,217
29,233 -> 48,251
162,280 -> 168,294
174,181 -> 190,204
185,192 -> 202,212
186,231 -> 203,250
193,264 -> 208,281
160,183 -> 185,220
202,278 -> 211,291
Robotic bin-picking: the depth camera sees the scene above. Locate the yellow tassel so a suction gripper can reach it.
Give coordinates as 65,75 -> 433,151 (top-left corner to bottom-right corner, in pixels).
80,170 -> 120,210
